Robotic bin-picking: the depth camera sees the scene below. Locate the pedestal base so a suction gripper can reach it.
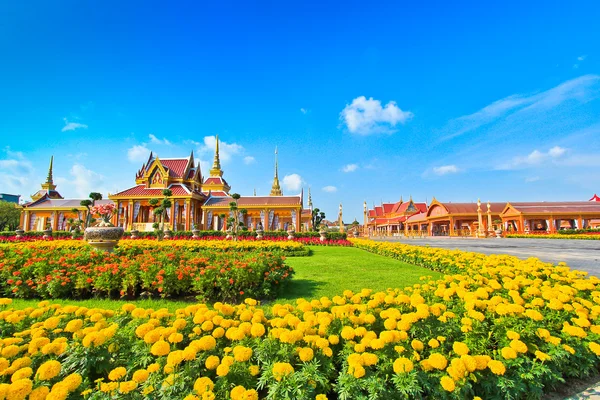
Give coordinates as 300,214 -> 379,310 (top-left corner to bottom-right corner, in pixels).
88,241 -> 118,253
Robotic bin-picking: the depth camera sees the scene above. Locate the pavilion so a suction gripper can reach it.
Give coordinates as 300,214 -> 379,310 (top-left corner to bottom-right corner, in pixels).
500,201 -> 600,233
19,157 -> 115,231
426,199 -> 505,236
364,197 -> 427,236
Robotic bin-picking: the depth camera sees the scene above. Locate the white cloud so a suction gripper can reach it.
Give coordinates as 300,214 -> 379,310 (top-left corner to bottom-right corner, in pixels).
0,148 -> 34,197
432,165 -> 460,175
61,118 -> 88,132
148,134 -> 171,145
339,96 -> 413,135
322,185 -> 338,193
497,146 -> 568,170
282,174 -> 303,192
243,156 -> 256,165
442,75 -> 600,140
341,163 -> 359,173
574,55 -> 587,69
127,144 -> 151,163
58,164 -> 108,198
300,108 -> 308,114
198,136 -> 244,162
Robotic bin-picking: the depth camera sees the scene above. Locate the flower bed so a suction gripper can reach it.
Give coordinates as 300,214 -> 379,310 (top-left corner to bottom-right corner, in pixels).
0,241 -> 296,302
0,241 -> 599,398
506,233 -> 600,240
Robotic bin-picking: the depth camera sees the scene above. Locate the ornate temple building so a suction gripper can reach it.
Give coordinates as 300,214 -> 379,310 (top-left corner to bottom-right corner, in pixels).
364,197 -> 427,236
19,157 -> 115,231
109,136 -> 311,232
365,196 -> 600,237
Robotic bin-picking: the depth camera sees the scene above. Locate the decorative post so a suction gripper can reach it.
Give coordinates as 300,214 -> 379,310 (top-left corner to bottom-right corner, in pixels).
363,202 -> 367,237
486,201 -> 493,237
339,203 -> 344,233
477,199 -> 483,238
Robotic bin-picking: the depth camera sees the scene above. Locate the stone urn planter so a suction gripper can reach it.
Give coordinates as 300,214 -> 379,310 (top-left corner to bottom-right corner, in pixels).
163,229 -> 172,239
352,231 -> 359,238
85,226 -> 124,253
495,229 -> 503,238
319,230 -> 327,242
15,229 -> 24,239
256,228 -> 264,240
43,228 -> 52,239
192,228 -> 201,239
130,229 -> 139,239
287,229 -> 295,240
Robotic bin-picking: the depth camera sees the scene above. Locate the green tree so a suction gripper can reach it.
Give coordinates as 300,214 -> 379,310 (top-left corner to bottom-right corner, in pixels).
311,208 -> 326,231
0,201 -> 20,231
149,189 -> 173,238
81,192 -> 103,228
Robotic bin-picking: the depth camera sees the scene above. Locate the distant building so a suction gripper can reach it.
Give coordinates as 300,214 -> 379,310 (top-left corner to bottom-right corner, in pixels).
0,193 -> 20,204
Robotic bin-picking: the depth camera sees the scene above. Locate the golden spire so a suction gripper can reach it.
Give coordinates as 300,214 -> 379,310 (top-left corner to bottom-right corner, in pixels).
209,135 -> 223,177
269,146 -> 283,196
308,187 -> 313,209
41,156 -> 57,191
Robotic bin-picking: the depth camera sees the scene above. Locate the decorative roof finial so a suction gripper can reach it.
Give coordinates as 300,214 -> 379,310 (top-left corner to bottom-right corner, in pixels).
209,135 -> 223,177
269,146 -> 283,196
253,188 -> 256,196
41,156 -> 57,191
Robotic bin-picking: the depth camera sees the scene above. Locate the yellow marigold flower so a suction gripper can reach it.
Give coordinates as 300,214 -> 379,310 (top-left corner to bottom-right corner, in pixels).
64,319 -> 83,333
36,360 -> 61,381
249,365 -> 260,376
428,353 -> 448,370
341,326 -> 355,340
167,350 -> 185,366
121,304 -> 136,313
143,329 -> 161,344
194,377 -> 214,393
453,341 -> 469,356
299,347 -> 314,362
184,395 -> 200,400
316,395 -> 328,400
349,364 -> 366,378
536,328 -> 550,339
29,385 -> 50,400
143,384 -> 155,395
328,335 -> 340,345
535,350 -> 551,361
231,386 -> 246,400
205,356 -> 220,370
43,317 -> 61,330
108,366 -> 127,381
411,339 -> 424,352
461,355 -> 477,372
393,357 -> 413,374
361,352 -> 378,366
233,346 -> 253,362
173,318 -> 187,330
216,364 -> 230,377
440,375 -> 455,392
501,347 -> 518,360
168,332 -> 184,344
7,378 -> 33,400
428,339 -> 440,348
2,345 -> 20,358
562,344 -> 575,355
322,347 -> 333,357
150,340 -> 170,356
525,309 -> 543,321
10,367 -> 32,382
509,339 -> 528,354
119,380 -> 137,394
250,323 -> 265,337
589,342 -> 600,356
506,331 -> 520,340
147,363 -> 160,373
488,360 -> 506,375
132,369 -> 149,383
546,336 -> 562,345
272,362 -> 294,381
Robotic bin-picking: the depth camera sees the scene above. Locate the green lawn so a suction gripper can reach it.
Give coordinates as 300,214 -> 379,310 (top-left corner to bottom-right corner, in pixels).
7,246 -> 438,311
279,246 -> 439,302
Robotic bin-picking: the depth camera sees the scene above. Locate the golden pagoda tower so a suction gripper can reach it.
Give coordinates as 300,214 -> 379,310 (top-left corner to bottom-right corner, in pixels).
209,135 -> 223,177
31,156 -> 63,201
269,146 -> 283,196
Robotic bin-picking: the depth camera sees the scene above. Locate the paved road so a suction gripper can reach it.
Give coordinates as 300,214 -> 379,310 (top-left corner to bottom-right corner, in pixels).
373,237 -> 600,277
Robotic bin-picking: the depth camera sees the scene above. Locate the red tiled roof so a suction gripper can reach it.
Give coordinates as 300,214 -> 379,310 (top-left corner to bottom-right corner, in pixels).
25,199 -> 114,209
204,196 -> 301,207
161,159 -> 189,178
407,212 -> 427,223
415,203 -> 428,213
301,209 -> 312,216
205,191 -> 229,197
506,202 -> 600,214
112,184 -> 192,197
382,203 -> 394,213
204,177 -> 227,185
374,207 -> 383,216
368,210 -> 376,217
434,202 -> 505,215
591,194 -> 600,202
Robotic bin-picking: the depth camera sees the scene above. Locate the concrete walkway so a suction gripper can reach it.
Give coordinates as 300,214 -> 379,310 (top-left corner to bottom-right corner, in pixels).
374,236 -> 600,277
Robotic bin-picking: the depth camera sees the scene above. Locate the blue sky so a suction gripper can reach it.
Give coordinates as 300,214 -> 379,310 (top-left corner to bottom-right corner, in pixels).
1,1 -> 599,221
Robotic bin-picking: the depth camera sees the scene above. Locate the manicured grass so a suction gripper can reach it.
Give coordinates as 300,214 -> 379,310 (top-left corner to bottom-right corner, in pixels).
279,246 -> 440,302
7,246 -> 437,310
